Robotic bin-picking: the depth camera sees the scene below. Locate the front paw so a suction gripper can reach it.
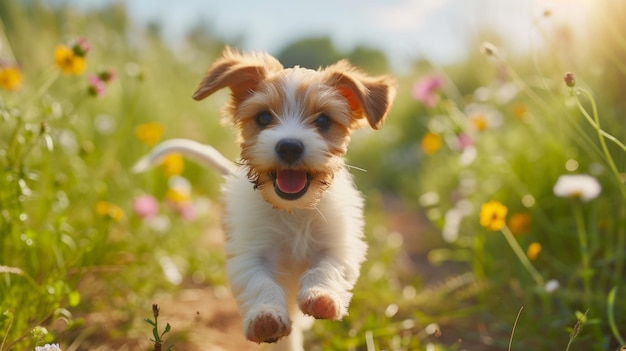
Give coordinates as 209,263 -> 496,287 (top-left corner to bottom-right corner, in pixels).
297,288 -> 345,320
244,305 -> 291,343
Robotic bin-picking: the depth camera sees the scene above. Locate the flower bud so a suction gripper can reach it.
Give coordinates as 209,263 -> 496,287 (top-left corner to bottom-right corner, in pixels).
563,71 -> 576,88
72,37 -> 91,57
97,68 -> 116,83
40,121 -> 50,135
480,42 -> 498,57
152,304 -> 160,318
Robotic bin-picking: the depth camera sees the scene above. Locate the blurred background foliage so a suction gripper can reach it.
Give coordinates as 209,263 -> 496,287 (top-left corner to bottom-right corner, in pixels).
0,0 -> 625,350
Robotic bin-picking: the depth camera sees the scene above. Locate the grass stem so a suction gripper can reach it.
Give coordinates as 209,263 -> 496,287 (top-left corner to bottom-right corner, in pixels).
508,306 -> 524,351
574,204 -> 592,305
574,88 -> 626,199
607,287 -> 626,346
500,225 -> 545,287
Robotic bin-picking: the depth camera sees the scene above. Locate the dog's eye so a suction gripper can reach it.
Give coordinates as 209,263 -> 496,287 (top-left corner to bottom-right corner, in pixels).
313,114 -> 332,132
256,112 -> 273,128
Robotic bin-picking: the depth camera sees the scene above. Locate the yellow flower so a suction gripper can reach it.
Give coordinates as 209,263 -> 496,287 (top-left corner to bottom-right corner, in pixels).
513,102 -> 528,121
160,153 -> 184,177
469,113 -> 487,131
0,66 -> 23,91
508,213 -> 532,236
479,201 -> 508,231
135,122 -> 164,146
54,45 -> 86,75
421,132 -> 442,155
166,188 -> 190,205
166,176 -> 191,204
527,242 -> 542,261
166,181 -> 196,220
95,201 -> 124,222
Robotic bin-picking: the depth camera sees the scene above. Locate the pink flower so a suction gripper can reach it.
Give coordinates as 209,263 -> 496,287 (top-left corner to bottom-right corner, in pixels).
87,75 -> 106,96
412,74 -> 444,108
178,203 -> 196,221
456,133 -> 474,151
72,37 -> 91,57
97,68 -> 116,83
133,194 -> 159,218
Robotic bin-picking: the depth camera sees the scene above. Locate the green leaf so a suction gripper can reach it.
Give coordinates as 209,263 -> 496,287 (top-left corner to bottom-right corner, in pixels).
607,287 -> 626,346
68,291 -> 81,307
161,323 -> 171,338
1,311 -> 14,322
574,310 -> 588,323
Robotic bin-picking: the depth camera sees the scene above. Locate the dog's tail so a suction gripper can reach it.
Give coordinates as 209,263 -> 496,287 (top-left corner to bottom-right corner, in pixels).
133,138 -> 237,176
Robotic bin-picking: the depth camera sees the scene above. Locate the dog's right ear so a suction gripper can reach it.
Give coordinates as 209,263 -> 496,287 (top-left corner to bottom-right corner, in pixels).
192,47 -> 283,104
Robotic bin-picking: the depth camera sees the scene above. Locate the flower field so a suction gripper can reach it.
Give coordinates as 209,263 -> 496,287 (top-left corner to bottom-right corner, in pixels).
1,1 -> 625,350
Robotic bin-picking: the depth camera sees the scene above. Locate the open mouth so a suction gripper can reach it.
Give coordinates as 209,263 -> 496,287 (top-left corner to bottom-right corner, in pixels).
271,169 -> 310,200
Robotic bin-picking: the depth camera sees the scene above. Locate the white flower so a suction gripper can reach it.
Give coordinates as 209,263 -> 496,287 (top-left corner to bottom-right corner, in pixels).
494,82 -> 519,104
145,214 -> 171,234
441,200 -> 473,243
35,344 -> 62,351
168,176 -> 192,196
465,103 -> 503,131
159,255 -> 183,285
553,174 -> 601,201
545,279 -> 560,293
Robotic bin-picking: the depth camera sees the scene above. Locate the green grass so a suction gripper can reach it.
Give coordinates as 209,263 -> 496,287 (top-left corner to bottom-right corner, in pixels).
1,1 -> 625,350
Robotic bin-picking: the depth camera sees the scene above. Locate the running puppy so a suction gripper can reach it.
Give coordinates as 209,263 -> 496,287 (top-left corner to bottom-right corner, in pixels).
134,47 -> 396,351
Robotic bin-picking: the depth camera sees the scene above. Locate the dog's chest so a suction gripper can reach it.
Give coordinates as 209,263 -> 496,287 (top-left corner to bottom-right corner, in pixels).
269,210 -> 328,262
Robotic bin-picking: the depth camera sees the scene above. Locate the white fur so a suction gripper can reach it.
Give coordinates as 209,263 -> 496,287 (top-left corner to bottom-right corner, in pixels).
135,139 -> 367,351
135,48 -> 395,351
134,139 -> 367,351
222,166 -> 366,350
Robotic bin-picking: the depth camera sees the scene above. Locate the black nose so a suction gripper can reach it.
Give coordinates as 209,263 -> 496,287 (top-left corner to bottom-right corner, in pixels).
275,139 -> 304,164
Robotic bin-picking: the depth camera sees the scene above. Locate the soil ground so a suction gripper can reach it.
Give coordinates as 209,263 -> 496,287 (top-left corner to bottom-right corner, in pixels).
65,197 -> 452,351
154,286 -> 264,351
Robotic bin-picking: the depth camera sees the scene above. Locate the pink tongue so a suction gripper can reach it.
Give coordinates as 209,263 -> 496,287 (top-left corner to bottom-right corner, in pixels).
276,170 -> 308,194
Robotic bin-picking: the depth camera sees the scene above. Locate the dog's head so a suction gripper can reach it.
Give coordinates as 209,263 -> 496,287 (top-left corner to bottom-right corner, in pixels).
192,47 -> 396,210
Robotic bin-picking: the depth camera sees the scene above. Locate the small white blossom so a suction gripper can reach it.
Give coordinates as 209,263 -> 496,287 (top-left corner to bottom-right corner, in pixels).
145,214 -> 171,233
545,279 -> 560,293
159,255 -> 183,285
168,176 -> 192,196
553,174 -> 601,201
465,103 -> 503,131
35,344 -> 62,351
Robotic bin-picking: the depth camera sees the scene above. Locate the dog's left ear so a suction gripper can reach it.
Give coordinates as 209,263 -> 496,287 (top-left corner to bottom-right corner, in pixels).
326,61 -> 397,130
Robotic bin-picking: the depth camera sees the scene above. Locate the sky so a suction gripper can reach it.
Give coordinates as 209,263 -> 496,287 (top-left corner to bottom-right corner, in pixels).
73,0 -> 591,71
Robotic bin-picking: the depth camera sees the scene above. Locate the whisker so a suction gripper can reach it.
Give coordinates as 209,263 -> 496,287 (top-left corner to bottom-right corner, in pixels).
314,206 -> 328,224
345,164 -> 368,173
322,149 -> 337,158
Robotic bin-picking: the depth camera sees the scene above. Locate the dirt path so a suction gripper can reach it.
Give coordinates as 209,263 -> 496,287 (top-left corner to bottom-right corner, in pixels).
154,286 -> 264,351
68,196 -> 442,350
60,284 -> 264,351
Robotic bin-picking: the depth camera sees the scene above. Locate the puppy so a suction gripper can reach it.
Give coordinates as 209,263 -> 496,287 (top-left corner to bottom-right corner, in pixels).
134,47 -> 396,351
